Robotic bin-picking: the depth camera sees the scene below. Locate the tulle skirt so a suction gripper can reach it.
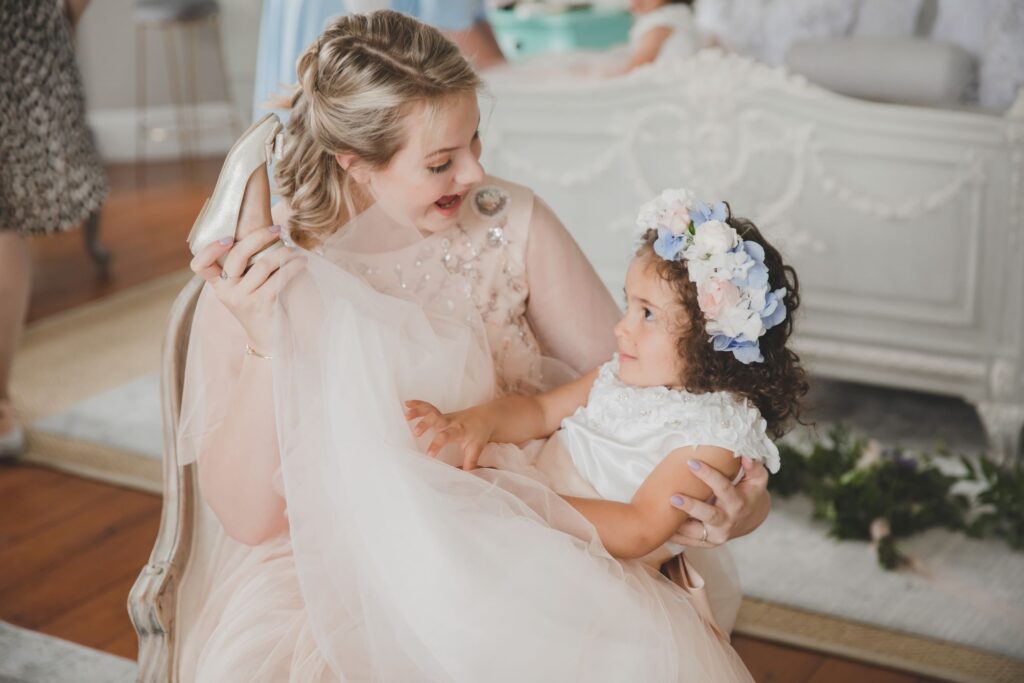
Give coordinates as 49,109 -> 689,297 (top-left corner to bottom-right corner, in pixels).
176,240 -> 751,681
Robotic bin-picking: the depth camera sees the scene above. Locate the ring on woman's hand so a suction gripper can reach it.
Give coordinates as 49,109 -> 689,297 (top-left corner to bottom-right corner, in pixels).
219,270 -> 241,281
699,521 -> 709,543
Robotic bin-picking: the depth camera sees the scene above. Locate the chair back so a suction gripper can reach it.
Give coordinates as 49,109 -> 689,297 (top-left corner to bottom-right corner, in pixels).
128,276 -> 204,683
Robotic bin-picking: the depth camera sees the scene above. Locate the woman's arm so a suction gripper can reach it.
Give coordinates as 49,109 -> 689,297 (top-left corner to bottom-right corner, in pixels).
668,456 -> 771,546
188,199 -> 302,546
524,197 -> 622,374
564,445 -> 741,559
190,290 -> 289,546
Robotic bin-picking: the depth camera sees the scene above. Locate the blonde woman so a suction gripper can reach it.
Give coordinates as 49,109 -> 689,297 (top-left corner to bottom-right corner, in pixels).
179,11 -> 769,680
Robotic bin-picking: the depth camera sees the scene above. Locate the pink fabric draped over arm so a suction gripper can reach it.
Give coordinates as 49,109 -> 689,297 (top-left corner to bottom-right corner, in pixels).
181,285 -> 288,544
524,196 -> 622,374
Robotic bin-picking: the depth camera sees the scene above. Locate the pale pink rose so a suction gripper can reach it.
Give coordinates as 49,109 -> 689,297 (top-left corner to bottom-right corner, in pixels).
697,278 -> 740,319
857,439 -> 883,470
664,204 -> 692,235
869,517 -> 891,543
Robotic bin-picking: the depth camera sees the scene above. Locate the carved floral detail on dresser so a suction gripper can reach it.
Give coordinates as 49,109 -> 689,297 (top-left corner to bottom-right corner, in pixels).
492,50 -> 1009,260
484,47 -> 1024,463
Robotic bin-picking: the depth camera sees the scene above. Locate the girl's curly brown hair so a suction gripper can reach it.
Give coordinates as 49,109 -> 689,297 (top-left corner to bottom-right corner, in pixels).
637,210 -> 808,438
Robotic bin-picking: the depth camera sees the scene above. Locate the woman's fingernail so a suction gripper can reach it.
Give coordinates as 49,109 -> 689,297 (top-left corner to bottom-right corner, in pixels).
269,224 -> 282,234
688,460 -> 701,471
670,495 -> 686,508
218,237 -> 233,245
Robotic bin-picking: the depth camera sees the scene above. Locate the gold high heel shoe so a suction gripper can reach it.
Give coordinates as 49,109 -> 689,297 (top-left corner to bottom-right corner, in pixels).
187,113 -> 285,267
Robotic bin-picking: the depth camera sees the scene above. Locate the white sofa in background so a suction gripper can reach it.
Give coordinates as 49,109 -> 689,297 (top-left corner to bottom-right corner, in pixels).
481,50 -> 1024,464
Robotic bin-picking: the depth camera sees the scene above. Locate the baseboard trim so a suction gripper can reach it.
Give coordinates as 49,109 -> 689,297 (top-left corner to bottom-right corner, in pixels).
87,102 -> 239,162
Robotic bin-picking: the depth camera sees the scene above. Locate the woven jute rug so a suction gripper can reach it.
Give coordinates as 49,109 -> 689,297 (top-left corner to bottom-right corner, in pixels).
11,270 -> 190,493
10,269 -> 1023,682
735,598 -> 1024,683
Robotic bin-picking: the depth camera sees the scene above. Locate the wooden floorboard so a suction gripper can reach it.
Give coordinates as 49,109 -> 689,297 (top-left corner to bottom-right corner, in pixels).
3,157 -> 950,681
0,473 -> 110,547
25,157 -> 220,322
37,574 -> 145,658
732,635 -> 827,682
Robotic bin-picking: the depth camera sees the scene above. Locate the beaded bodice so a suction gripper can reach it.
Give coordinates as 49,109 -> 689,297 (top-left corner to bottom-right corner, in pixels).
326,177 -> 543,395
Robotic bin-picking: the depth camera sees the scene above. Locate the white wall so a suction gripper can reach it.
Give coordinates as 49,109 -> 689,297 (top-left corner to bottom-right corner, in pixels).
76,0 -> 261,161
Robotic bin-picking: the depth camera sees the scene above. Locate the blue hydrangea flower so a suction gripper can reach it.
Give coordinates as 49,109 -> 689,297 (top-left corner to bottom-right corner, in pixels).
712,334 -> 764,364
760,287 -> 788,330
733,241 -> 769,289
689,201 -> 729,228
653,227 -> 687,261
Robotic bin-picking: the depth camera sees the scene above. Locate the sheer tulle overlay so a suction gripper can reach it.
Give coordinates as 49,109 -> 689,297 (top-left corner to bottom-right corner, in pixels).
175,180 -> 751,681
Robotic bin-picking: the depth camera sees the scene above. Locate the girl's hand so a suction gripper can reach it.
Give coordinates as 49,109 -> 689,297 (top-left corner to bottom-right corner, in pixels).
404,400 -> 494,470
190,225 -> 306,354
667,457 -> 771,548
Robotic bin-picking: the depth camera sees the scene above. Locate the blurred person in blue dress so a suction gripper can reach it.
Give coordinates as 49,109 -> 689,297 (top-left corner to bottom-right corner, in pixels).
253,0 -> 505,120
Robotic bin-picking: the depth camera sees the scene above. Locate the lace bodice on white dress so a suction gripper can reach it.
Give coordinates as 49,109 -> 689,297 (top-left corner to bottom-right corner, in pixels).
558,356 -> 779,508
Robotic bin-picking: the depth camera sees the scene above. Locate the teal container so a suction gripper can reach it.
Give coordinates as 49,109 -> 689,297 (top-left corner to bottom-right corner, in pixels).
487,7 -> 632,60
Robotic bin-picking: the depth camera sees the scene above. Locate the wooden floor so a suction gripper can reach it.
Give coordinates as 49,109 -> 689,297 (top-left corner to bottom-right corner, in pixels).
25,157 -> 221,323
2,157 -> 944,681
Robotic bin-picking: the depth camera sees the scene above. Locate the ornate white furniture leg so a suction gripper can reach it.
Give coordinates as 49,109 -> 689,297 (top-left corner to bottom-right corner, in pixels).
975,358 -> 1024,467
976,403 -> 1024,468
128,277 -> 204,682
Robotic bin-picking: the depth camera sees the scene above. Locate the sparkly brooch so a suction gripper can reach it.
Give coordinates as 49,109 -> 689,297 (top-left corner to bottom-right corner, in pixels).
471,186 -> 510,220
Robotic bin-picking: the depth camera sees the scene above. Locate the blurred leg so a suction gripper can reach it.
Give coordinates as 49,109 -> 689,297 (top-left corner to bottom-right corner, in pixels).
0,231 -> 31,419
82,207 -> 111,275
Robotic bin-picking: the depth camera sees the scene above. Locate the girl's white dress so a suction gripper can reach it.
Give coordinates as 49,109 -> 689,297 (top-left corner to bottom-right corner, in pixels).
480,354 -> 778,632
175,177 -> 759,681
629,4 -> 701,63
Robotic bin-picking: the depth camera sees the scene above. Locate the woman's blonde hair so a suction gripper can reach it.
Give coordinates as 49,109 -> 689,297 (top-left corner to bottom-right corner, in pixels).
274,10 -> 482,247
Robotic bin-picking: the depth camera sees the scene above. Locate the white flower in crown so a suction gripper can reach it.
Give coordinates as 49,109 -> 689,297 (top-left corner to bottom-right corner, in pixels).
684,245 -> 748,285
688,219 -> 739,259
706,303 -> 765,341
636,188 -> 697,235
635,188 -> 789,364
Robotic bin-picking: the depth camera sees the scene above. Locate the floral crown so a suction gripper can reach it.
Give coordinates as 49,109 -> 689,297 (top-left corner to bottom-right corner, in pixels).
635,188 -> 787,364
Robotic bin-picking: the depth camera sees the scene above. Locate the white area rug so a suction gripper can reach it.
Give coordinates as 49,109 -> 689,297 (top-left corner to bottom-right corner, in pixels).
730,496 -> 1024,660
32,374 -> 161,461
12,271 -> 189,491
0,621 -> 135,683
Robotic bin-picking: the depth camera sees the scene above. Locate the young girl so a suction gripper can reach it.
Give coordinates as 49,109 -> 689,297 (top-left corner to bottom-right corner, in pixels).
407,187 -> 805,580
620,0 -> 701,73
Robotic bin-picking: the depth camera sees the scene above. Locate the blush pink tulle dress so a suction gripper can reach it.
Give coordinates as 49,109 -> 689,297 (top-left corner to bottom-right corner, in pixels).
173,176 -> 751,681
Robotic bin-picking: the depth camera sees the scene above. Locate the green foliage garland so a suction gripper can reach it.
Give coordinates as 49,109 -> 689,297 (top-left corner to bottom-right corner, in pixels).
768,425 -> 1023,569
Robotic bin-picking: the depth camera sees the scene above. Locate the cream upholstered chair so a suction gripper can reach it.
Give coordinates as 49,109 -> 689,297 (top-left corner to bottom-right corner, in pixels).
128,276 -> 204,682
